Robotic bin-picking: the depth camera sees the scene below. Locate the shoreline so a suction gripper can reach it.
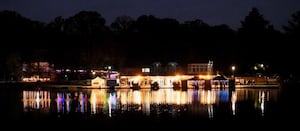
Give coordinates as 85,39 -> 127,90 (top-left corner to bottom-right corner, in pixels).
0,81 -> 281,90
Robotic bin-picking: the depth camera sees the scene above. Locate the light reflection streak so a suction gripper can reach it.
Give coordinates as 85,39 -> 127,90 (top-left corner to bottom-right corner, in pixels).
23,90 -> 51,112
133,91 -> 141,104
36,91 -> 40,109
231,91 -> 237,116
208,105 -> 214,119
21,88 -> 279,119
90,93 -> 97,114
200,90 -> 216,104
260,91 -> 265,116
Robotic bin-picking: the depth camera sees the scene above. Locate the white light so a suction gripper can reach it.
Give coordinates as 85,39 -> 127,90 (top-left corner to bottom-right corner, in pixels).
231,66 -> 235,71
260,64 -> 264,68
142,68 -> 150,73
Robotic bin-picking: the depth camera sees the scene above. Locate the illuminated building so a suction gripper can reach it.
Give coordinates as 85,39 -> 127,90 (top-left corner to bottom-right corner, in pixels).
187,60 -> 213,75
22,62 -> 55,82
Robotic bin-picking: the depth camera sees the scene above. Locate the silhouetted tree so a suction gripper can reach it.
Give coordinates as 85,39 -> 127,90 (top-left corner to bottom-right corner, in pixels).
180,19 -> 212,63
0,10 -> 44,49
183,19 -> 210,33
281,10 -> 300,76
182,19 -> 211,45
47,16 -> 65,33
283,10 -> 300,37
0,9 -> 289,76
111,15 -> 135,33
63,11 -> 107,68
136,15 -> 160,33
45,16 -> 66,64
237,7 -> 278,72
64,11 -> 106,35
158,18 -> 180,33
64,10 -> 107,49
5,52 -> 22,81
239,8 -> 270,32
210,24 -> 237,72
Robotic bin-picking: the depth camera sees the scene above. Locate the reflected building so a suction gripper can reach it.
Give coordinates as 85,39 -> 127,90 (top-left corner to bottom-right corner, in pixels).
23,90 -> 51,112
21,88 -> 280,119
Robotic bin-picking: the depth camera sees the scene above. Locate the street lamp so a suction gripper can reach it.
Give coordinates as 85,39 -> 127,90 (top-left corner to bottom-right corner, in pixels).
105,65 -> 112,79
231,65 -> 236,78
229,65 -> 236,90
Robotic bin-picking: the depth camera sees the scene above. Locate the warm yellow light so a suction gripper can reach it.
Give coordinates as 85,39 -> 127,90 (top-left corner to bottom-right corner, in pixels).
132,75 -> 142,83
175,75 -> 181,80
133,91 -> 141,104
199,75 -> 212,80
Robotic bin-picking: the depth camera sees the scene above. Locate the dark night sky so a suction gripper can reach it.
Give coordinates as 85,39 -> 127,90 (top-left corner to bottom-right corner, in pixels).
1,0 -> 300,30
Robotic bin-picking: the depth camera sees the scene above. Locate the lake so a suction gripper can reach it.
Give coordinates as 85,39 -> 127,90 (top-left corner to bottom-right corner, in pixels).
0,84 -> 298,130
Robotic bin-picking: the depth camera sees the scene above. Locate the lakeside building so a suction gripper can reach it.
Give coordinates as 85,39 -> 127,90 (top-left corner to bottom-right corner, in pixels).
21,62 -> 55,82
187,60 -> 213,75
118,60 -> 224,89
17,60 -> 280,88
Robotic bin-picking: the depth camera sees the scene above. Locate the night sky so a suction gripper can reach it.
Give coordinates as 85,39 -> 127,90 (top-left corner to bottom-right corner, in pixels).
1,0 -> 300,30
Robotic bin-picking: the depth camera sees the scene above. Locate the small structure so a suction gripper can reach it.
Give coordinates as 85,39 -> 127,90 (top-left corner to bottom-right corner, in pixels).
187,76 -> 205,89
212,75 -> 229,89
91,77 -> 106,88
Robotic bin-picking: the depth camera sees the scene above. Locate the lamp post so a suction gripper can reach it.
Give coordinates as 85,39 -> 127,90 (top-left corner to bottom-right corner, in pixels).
229,65 -> 236,91
105,65 -> 112,79
231,65 -> 236,78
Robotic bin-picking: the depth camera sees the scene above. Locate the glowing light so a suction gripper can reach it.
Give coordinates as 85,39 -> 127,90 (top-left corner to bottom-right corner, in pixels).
261,91 -> 265,116
23,91 -> 51,112
175,75 -> 181,80
175,91 -> 181,105
133,91 -> 141,104
208,105 -> 214,118
120,92 -> 128,105
198,75 -> 212,80
231,91 -> 237,115
231,66 -> 236,71
260,64 -> 264,68
108,93 -> 117,117
90,93 -> 96,114
142,68 -> 150,73
200,90 -> 216,104
180,92 -> 187,105
132,75 -> 142,83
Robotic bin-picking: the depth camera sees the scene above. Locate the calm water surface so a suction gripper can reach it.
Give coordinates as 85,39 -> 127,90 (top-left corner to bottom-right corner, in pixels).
0,85 -> 297,129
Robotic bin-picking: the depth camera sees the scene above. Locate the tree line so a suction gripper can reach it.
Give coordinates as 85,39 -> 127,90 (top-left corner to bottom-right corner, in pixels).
0,7 -> 299,80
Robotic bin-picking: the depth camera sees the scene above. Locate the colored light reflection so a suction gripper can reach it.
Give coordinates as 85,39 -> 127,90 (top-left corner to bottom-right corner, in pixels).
20,88 -> 279,119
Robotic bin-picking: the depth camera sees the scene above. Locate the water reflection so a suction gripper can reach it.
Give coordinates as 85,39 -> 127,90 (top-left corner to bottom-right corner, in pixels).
231,91 -> 237,115
23,90 -> 51,112
257,90 -> 268,116
21,88 -> 279,119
